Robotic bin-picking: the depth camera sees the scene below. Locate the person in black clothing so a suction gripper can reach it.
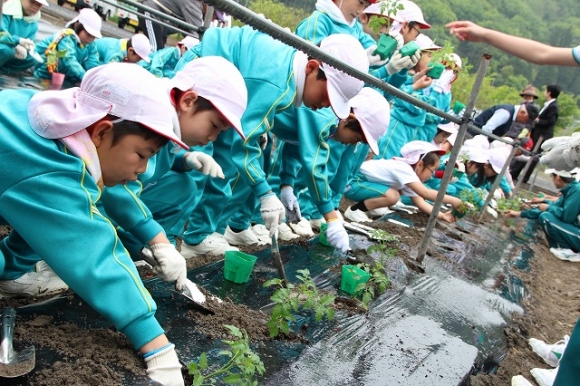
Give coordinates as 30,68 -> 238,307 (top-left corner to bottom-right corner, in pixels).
511,85 -> 560,183
139,0 -> 204,51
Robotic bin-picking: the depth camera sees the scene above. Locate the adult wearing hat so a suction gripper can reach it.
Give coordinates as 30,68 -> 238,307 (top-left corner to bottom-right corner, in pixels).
470,101 -> 539,138
0,0 -> 47,73
520,84 -> 539,103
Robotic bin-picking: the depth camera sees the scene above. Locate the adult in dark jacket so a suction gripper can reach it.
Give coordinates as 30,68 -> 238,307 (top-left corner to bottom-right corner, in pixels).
139,0 -> 203,50
469,102 -> 538,138
511,85 -> 560,182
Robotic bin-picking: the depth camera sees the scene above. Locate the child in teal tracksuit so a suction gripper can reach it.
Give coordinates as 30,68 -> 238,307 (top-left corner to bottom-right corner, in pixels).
0,0 -> 45,73
99,57 -> 248,260
142,35 -> 199,78
34,8 -> 102,84
505,169 -> 580,254
229,87 -> 388,240
0,64 -> 189,386
171,26 -> 369,255
94,34 -> 151,65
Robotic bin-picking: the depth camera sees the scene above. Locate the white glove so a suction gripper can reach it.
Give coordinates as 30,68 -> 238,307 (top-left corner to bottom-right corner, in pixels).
14,45 -> 27,60
144,344 -> 184,386
19,38 -> 35,51
486,206 -> 498,219
325,220 -> 349,253
391,30 -> 405,50
366,45 -> 389,67
407,49 -> 421,68
386,51 -> 414,75
279,186 -> 301,223
455,162 -> 466,173
184,151 -> 224,178
150,244 -> 187,289
260,193 -> 285,237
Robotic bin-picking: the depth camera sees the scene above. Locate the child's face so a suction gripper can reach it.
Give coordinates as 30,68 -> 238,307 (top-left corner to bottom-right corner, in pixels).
179,109 -> 231,147
22,0 -> 43,16
359,14 -> 390,40
401,22 -> 421,44
79,30 -> 97,46
98,132 -> 161,187
483,163 -> 497,177
336,0 -> 370,23
416,158 -> 440,182
551,174 -> 566,189
466,161 -> 479,176
416,51 -> 432,72
125,48 -> 142,64
433,131 -> 451,145
333,115 -> 366,145
303,62 -> 331,111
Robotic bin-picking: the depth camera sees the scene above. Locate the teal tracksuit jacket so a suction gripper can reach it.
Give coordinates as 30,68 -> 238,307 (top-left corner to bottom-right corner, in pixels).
0,89 -> 163,350
34,29 -> 100,83
520,181 -> 580,251
172,26 -> 299,241
0,11 -> 39,72
94,37 -> 128,64
414,88 -> 452,143
141,46 -> 181,78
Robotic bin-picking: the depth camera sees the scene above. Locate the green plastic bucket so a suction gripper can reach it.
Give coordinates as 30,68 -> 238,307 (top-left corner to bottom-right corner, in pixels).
224,251 -> 257,284
319,223 -> 332,247
340,265 -> 371,295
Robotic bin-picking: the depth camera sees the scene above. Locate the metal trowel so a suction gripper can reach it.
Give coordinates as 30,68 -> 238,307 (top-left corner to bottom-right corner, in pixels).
0,307 -> 35,378
139,248 -> 220,313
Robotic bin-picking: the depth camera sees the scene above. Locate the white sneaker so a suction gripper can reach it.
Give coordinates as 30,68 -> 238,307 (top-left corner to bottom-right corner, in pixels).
367,207 -> 393,218
181,232 -> 239,258
224,226 -> 264,246
288,218 -> 315,237
0,268 -> 69,297
511,375 -> 533,386
529,335 -> 569,367
344,206 -> 372,223
251,224 -> 272,245
530,367 -> 558,386
278,223 -> 300,241
550,248 -> 580,262
309,218 -> 325,231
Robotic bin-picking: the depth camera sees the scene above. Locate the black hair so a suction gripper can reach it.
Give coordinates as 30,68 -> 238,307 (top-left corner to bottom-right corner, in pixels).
411,152 -> 439,169
408,21 -> 419,29
307,56 -> 328,81
127,37 -> 133,50
473,162 -> 488,186
344,115 -> 363,134
555,174 -> 575,184
523,102 -> 539,122
170,91 -> 216,114
108,115 -> 169,149
73,23 -> 86,36
547,85 -> 561,99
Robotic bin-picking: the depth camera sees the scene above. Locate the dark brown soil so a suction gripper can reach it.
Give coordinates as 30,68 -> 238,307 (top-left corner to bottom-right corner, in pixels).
0,187 -> 577,385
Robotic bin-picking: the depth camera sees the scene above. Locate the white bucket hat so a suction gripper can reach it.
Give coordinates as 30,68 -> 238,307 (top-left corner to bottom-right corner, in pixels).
544,168 -> 578,179
488,147 -> 511,174
415,33 -> 441,51
131,34 -> 151,63
395,140 -> 446,164
396,0 -> 430,29
459,146 -> 489,164
178,36 -> 200,50
349,87 -> 390,155
318,34 -> 369,119
28,63 -> 187,149
67,8 -> 102,38
170,56 -> 248,140
438,121 -> 458,134
34,0 -> 49,6
464,135 -> 490,150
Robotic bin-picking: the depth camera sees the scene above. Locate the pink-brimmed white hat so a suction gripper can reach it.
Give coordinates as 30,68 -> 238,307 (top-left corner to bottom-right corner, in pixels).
349,87 -> 390,155
178,36 -> 200,50
131,34 -> 151,63
395,140 -> 446,164
28,63 -> 187,149
319,34 -> 369,119
76,8 -> 102,39
169,56 -> 248,140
